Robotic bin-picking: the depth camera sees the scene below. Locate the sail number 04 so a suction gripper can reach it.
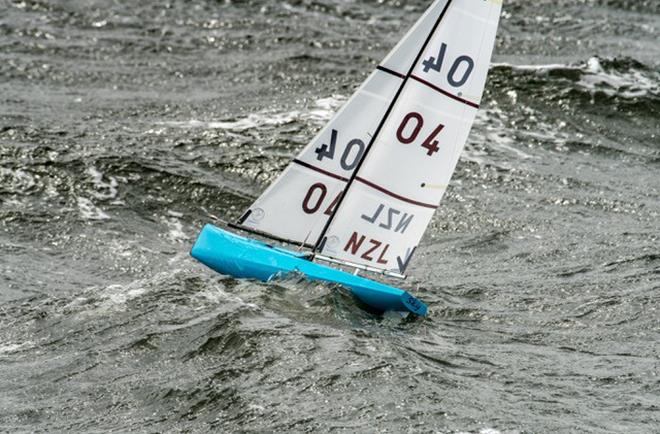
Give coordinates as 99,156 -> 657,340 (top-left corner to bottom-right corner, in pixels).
315,129 -> 366,171
422,42 -> 474,88
397,112 -> 445,156
302,183 -> 340,216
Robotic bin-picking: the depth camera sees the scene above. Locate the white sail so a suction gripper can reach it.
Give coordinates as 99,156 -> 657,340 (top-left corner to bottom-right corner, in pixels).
238,0 -> 452,246
317,0 -> 502,273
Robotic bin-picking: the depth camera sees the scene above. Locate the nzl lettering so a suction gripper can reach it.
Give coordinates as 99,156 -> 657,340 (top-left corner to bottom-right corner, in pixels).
360,204 -> 414,234
343,232 -> 389,265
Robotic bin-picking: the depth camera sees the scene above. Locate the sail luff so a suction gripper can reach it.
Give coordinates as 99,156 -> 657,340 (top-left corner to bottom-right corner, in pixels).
312,0 -> 454,252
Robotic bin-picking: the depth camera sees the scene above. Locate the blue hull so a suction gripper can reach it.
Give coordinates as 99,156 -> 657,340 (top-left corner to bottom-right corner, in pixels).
190,224 -> 428,317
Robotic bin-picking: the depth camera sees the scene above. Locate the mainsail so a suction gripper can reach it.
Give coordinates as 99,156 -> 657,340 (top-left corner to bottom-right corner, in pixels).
238,0 -> 502,274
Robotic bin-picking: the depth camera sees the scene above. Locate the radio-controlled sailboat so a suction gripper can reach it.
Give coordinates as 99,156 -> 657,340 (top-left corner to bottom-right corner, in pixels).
191,0 -> 502,317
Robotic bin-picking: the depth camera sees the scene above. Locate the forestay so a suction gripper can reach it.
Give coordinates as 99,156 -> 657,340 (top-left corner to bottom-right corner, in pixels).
317,0 -> 502,273
237,0 -> 453,246
239,0 -> 502,276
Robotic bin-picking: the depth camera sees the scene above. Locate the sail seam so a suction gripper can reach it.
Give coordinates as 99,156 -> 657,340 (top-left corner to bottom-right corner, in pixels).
410,75 -> 480,108
356,177 -> 438,209
293,159 -> 349,182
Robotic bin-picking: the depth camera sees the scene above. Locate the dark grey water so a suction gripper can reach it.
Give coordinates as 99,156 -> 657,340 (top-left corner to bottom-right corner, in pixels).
1,0 -> 659,432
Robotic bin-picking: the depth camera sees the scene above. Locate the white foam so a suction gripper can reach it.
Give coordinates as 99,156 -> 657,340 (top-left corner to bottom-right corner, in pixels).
158,95 -> 347,132
495,58 -> 659,99
94,273 -> 171,308
160,112 -> 299,131
105,284 -> 147,305
0,341 -> 34,355
578,57 -> 658,98
492,61 -> 580,73
161,213 -> 189,243
87,166 -> 118,200
75,284 -> 137,312
306,95 -> 346,123
464,106 -> 536,166
77,197 -> 111,221
91,270 -> 256,311
0,167 -> 36,193
107,238 -> 134,258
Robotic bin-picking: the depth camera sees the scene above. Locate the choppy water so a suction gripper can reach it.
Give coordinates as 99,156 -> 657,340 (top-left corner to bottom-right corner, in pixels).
1,0 -> 659,432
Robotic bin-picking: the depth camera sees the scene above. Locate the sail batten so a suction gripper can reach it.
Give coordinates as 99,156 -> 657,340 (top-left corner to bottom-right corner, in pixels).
239,0 -> 502,275
376,66 -> 406,79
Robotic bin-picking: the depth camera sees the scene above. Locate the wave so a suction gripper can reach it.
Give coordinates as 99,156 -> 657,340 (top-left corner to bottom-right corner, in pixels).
491,56 -> 659,110
157,95 -> 346,132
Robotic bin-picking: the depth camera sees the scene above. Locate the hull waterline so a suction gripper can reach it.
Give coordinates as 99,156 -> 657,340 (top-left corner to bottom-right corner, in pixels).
190,224 -> 428,316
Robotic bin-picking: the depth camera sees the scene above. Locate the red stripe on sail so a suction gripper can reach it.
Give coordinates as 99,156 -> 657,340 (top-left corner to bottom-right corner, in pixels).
410,75 -> 480,109
356,177 -> 438,209
293,159 -> 349,182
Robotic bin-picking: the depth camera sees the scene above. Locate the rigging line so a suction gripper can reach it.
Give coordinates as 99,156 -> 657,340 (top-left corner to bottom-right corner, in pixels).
312,0 -> 455,253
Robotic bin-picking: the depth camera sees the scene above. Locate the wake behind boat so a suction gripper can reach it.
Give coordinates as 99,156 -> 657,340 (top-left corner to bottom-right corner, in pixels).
191,0 -> 502,316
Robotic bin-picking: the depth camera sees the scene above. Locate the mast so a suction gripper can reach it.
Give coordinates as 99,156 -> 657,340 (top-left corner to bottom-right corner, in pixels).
313,0 -> 455,253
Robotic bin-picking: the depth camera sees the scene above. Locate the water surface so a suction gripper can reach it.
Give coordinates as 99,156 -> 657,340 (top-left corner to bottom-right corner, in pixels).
0,0 -> 658,432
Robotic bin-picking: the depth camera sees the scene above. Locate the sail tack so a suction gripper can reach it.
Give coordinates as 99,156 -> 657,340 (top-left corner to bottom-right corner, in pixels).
240,0 -> 502,274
